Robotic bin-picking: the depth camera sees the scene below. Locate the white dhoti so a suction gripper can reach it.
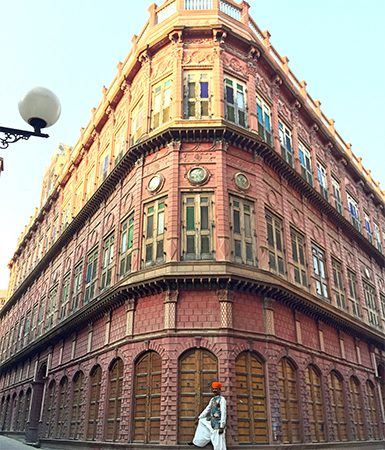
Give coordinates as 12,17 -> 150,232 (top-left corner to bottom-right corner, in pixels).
192,418 -> 227,450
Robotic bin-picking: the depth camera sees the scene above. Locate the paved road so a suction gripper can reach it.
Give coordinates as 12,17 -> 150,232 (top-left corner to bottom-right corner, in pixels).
0,436 -> 36,450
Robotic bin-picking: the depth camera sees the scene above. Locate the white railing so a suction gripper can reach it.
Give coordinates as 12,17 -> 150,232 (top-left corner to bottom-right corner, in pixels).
248,19 -> 264,42
185,0 -> 213,10
156,0 -> 177,24
219,0 -> 241,21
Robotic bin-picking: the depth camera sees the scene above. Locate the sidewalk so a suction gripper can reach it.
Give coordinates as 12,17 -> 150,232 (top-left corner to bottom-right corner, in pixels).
0,436 -> 36,450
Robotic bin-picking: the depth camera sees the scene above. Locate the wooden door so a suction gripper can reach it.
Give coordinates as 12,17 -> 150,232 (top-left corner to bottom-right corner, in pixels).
278,358 -> 300,443
87,365 -> 102,440
178,349 -> 218,444
44,381 -> 56,437
349,377 -> 365,440
133,351 -> 162,443
365,381 -> 380,439
305,366 -> 325,442
328,371 -> 347,441
57,377 -> 68,438
236,351 -> 268,444
106,358 -> 124,441
70,371 -> 84,439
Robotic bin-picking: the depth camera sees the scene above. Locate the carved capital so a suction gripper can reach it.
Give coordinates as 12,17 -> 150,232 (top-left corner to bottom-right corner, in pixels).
126,297 -> 136,312
217,288 -> 233,303
169,30 -> 183,44
271,75 -> 282,97
164,289 -> 179,303
213,28 -> 227,44
138,50 -> 151,65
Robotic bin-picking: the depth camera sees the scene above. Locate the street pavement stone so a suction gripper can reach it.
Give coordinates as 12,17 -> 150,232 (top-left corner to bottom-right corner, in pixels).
0,436 -> 37,450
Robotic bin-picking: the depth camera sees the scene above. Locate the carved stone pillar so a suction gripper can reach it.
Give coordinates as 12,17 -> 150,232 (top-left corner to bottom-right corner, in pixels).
87,322 -> 93,353
164,289 -> 178,330
263,297 -> 275,335
291,100 -> 301,173
217,289 -> 233,328
104,311 -> 111,345
294,310 -> 302,344
317,321 -> 325,352
126,298 -> 136,337
271,75 -> 282,155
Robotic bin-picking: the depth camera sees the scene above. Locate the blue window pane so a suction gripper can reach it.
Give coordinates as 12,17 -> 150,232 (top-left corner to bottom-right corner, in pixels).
264,113 -> 271,131
299,150 -> 304,165
257,104 -> 263,123
237,91 -> 245,109
226,86 -> 234,104
200,82 -> 209,98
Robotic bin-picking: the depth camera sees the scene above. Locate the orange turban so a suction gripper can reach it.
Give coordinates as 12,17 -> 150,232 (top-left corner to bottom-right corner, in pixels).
212,381 -> 222,389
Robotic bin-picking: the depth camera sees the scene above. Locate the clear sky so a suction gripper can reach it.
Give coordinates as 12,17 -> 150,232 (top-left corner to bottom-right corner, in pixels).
0,0 -> 384,290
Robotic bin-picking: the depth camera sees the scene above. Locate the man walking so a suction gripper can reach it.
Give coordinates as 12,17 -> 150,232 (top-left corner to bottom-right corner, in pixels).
189,381 -> 227,450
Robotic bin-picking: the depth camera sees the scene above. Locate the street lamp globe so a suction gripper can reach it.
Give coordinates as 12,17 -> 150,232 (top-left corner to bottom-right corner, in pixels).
18,87 -> 61,133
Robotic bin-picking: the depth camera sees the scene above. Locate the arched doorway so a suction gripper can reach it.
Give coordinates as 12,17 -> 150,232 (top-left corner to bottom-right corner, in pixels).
236,351 -> 268,444
278,357 -> 300,443
349,376 -> 365,441
105,358 -> 124,441
304,365 -> 325,442
365,380 -> 380,439
86,365 -> 102,440
132,351 -> 162,443
70,371 -> 84,439
178,348 -> 218,444
328,371 -> 347,441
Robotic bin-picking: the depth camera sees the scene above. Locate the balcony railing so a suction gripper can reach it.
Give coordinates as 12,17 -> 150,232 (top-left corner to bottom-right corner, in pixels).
185,0 -> 213,9
219,0 -> 241,20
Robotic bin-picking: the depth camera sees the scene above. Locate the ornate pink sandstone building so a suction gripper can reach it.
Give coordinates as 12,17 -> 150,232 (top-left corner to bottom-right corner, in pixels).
0,1 -> 384,449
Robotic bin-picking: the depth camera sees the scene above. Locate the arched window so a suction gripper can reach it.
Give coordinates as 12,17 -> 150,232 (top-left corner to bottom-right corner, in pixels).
105,358 -> 124,441
70,371 -> 84,439
328,371 -> 347,441
278,358 -> 300,443
133,351 -> 162,443
43,380 -> 56,437
178,348 -> 218,444
304,365 -> 325,442
87,365 -> 102,440
15,391 -> 24,431
57,377 -> 69,438
236,351 -> 268,444
349,376 -> 365,440
23,388 -> 32,431
365,380 -> 380,440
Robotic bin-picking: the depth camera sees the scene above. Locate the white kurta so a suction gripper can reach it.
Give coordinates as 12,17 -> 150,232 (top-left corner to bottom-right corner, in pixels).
192,396 -> 227,450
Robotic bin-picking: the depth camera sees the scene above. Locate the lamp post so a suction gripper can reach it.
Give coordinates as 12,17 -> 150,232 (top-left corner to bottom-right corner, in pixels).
0,87 -> 61,171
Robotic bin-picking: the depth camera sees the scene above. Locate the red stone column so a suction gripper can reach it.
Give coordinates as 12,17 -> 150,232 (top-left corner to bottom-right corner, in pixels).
165,141 -> 181,262
214,140 -> 230,261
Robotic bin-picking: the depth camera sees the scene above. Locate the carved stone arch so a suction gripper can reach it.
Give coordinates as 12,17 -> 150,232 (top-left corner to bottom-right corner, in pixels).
175,338 -> 219,360
132,340 -> 167,363
277,353 -> 300,371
